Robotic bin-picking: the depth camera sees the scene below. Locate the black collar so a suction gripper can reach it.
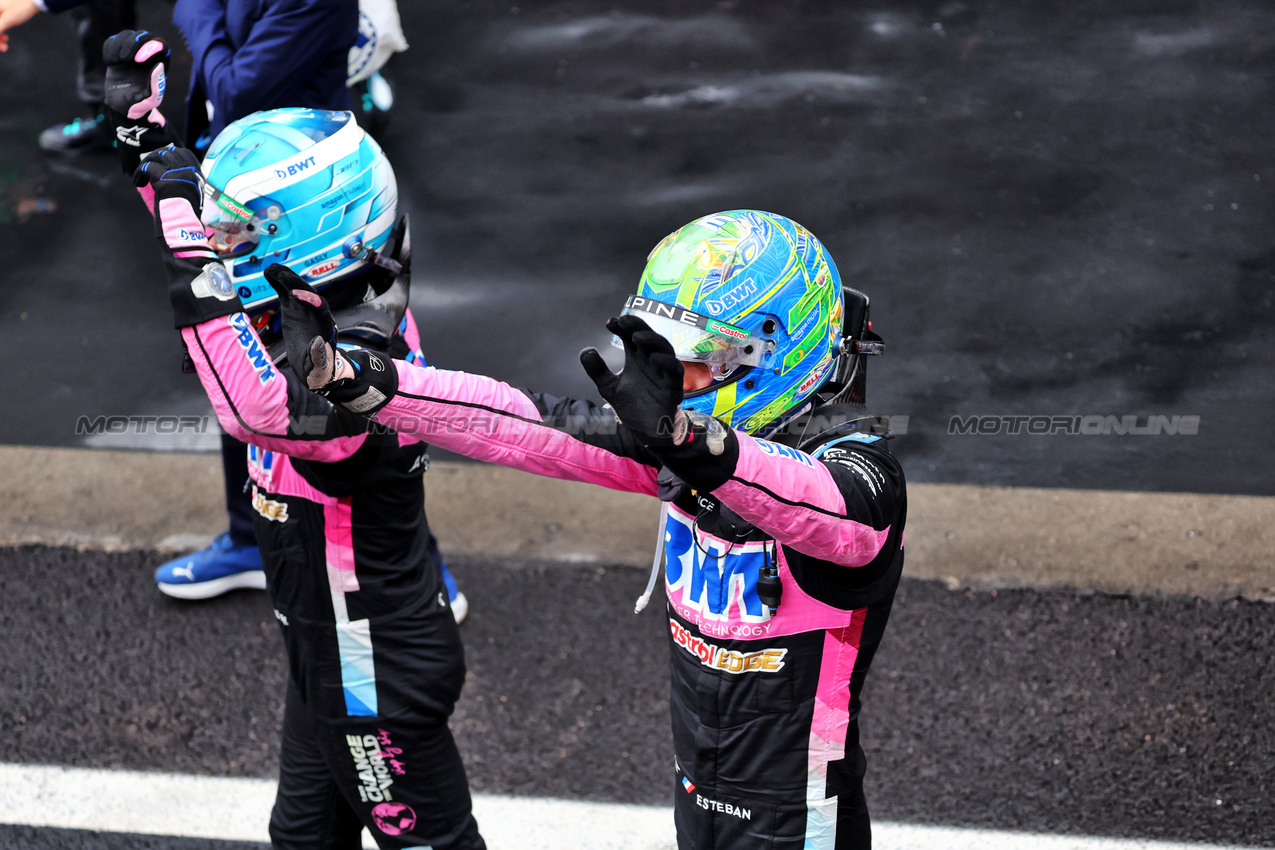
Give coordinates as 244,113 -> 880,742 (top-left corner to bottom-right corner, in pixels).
767,407 -> 892,452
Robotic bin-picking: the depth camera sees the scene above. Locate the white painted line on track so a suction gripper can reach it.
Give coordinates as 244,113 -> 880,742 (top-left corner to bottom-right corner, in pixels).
0,763 -> 1261,850
0,763 -> 672,849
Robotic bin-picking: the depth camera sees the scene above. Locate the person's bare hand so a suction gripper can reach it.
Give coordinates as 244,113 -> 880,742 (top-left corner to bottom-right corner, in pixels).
0,0 -> 40,53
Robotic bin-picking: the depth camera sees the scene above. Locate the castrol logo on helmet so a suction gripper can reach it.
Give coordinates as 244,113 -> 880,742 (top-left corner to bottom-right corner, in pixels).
707,320 -> 749,341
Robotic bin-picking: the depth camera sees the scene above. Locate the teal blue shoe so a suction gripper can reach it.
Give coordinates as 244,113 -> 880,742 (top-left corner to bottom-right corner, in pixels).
38,113 -> 113,154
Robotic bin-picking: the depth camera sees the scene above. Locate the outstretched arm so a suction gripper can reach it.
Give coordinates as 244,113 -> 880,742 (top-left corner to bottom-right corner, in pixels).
378,363 -> 660,495
263,266 -> 662,495
265,268 -> 900,545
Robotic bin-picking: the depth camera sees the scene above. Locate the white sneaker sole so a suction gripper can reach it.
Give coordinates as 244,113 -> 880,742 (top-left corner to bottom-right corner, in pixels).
451,592 -> 469,624
157,570 -> 267,600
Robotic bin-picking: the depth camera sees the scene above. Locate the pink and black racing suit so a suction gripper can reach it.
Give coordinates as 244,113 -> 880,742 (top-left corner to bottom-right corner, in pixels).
146,174 -> 485,849
361,365 -> 907,850
138,136 -> 484,847
180,306 -> 485,850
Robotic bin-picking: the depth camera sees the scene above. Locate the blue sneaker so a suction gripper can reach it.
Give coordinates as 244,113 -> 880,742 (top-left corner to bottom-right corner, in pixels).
429,535 -> 467,624
155,532 -> 266,600
439,560 -> 467,624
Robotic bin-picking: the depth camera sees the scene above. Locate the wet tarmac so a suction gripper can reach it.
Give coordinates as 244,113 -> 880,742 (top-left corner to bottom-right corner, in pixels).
0,545 -> 1271,846
1,1 -> 1273,494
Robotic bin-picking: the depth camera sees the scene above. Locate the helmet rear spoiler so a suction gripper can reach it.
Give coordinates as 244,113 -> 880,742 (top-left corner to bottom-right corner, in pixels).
821,286 -> 884,407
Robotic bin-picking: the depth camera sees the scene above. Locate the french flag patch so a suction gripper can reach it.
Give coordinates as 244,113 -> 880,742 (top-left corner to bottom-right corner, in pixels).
682,777 -> 696,794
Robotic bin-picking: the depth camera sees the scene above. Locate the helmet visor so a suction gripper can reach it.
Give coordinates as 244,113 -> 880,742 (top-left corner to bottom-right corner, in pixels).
613,295 -> 766,369
202,182 -> 262,256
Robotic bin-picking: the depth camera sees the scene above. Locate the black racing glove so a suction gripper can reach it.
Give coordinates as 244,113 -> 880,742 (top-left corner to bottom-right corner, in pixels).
581,314 -> 740,490
103,30 -> 178,174
265,264 -> 398,415
579,314 -> 684,446
133,146 -> 244,328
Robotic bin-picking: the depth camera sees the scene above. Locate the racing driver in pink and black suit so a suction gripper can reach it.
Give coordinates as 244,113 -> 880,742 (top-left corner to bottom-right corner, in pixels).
267,209 -> 907,850
106,32 -> 485,844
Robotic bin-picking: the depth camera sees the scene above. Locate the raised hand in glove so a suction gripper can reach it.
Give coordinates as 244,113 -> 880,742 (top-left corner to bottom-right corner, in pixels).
103,30 -> 177,174
265,264 -> 398,415
580,314 -> 684,446
133,146 -> 243,328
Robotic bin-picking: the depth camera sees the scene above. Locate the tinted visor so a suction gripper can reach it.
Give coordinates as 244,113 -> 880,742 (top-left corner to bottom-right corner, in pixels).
613,295 -> 766,369
202,183 -> 262,256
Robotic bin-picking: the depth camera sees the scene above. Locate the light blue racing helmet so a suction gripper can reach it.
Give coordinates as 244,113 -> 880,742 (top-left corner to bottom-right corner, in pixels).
200,108 -> 398,311
620,210 -> 880,436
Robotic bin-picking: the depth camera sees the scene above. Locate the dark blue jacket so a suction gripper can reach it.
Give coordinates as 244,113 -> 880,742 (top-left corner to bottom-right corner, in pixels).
43,0 -> 357,147
172,0 -> 357,148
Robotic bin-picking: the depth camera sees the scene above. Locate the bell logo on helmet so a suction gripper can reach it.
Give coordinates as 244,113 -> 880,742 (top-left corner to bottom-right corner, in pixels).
796,359 -> 831,396
307,259 -> 342,277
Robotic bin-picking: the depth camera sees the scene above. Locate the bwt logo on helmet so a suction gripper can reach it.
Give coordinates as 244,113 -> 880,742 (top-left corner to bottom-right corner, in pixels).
275,155 -> 318,179
704,278 -> 757,316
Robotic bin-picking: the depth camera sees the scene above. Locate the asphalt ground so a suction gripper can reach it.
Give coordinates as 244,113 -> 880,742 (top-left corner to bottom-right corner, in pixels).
1,545 -> 1271,847
1,0 -> 1273,494
0,826 -> 264,850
